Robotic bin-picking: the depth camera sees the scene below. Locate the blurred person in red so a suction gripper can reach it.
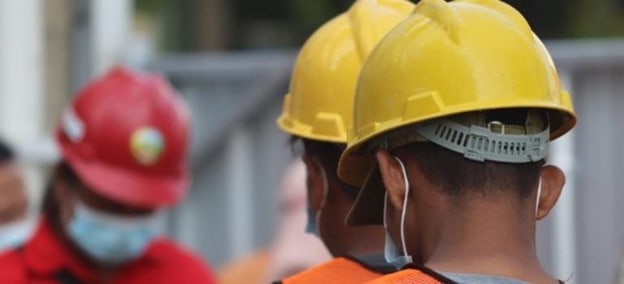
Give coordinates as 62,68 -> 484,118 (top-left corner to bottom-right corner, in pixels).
219,160 -> 331,284
0,140 -> 36,253
0,67 -> 217,283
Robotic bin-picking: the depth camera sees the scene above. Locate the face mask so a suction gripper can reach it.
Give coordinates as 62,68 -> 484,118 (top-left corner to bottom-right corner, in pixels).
383,157 -> 413,270
67,199 -> 158,264
304,206 -> 317,234
305,159 -> 328,236
0,218 -> 36,252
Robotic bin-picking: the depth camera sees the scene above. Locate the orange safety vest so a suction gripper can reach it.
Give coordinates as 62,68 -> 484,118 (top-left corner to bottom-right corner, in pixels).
278,257 -> 385,284
366,267 -> 457,284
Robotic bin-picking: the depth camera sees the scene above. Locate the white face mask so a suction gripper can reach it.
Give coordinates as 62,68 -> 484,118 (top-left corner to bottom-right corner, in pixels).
383,157 -> 413,269
0,217 -> 36,252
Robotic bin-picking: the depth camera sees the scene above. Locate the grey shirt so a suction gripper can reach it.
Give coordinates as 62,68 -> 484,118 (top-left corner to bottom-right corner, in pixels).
441,272 -> 528,284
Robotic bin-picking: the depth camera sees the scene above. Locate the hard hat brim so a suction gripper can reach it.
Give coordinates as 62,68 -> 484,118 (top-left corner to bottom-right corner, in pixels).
346,164 -> 386,226
57,131 -> 188,209
339,104 -> 577,186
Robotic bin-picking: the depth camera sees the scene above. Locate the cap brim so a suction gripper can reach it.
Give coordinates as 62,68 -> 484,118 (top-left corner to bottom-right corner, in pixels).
346,164 -> 386,226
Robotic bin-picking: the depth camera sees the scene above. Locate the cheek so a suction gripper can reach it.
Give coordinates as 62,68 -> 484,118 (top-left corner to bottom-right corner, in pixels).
306,177 -> 325,211
57,194 -> 76,229
404,201 -> 420,242
386,204 -> 403,243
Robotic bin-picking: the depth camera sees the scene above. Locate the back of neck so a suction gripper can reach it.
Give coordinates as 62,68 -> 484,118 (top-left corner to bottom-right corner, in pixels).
424,198 -> 556,283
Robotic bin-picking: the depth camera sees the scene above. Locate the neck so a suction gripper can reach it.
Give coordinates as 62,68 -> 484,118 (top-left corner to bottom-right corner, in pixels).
344,226 -> 386,257
424,197 -> 556,283
322,197 -> 385,258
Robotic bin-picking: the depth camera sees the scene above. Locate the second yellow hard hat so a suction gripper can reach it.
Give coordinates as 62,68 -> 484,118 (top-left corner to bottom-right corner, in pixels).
277,0 -> 415,143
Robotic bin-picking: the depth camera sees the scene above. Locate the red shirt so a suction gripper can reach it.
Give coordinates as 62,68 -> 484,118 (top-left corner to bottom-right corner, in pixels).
0,217 -> 217,284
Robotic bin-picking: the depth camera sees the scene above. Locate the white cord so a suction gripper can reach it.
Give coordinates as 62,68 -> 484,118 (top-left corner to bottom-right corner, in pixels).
394,157 -> 410,258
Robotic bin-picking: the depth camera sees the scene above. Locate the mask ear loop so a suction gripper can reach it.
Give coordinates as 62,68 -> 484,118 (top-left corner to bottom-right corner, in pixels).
313,158 -> 329,236
535,178 -> 542,217
313,158 -> 329,210
394,157 -> 413,263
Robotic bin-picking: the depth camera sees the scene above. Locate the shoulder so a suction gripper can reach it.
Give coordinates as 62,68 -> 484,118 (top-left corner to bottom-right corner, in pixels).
0,250 -> 29,283
281,257 -> 382,284
143,239 -> 217,283
366,266 -> 457,284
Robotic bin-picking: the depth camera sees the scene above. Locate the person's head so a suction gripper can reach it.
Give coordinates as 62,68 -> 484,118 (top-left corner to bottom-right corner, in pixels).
46,67 -> 190,267
0,140 -> 27,225
0,139 -> 33,250
337,0 -> 577,267
276,0 -> 415,257
297,138 -> 386,257
373,110 -> 566,263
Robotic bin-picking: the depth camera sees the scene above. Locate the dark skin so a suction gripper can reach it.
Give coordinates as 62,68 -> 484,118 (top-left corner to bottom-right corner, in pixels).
301,154 -> 385,258
50,168 -> 154,282
0,163 -> 28,225
376,148 -> 565,284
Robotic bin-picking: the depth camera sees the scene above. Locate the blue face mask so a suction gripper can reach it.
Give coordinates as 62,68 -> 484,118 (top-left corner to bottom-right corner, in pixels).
0,218 -> 36,251
67,200 -> 158,265
305,205 -> 317,234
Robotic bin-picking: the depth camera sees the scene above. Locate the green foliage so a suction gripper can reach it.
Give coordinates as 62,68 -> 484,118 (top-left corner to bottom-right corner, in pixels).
290,0 -> 351,43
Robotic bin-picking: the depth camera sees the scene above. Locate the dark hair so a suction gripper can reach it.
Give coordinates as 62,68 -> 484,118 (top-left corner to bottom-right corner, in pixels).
42,162 -> 79,216
401,109 -> 545,199
289,136 -> 359,200
0,139 -> 15,165
404,142 -> 543,199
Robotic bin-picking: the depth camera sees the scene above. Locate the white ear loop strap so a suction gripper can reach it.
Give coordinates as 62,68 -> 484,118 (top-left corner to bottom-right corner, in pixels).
535,178 -> 542,217
394,157 -> 411,260
314,159 -> 329,209
312,159 -> 329,236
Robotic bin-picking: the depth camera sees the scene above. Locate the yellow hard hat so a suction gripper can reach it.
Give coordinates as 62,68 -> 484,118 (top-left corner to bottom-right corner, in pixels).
338,0 -> 577,186
277,0 -> 415,143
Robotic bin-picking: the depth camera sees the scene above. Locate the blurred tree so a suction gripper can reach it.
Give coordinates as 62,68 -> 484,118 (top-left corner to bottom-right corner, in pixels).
505,0 -> 577,38
289,0 -> 350,43
134,0 -> 624,52
507,0 -> 624,38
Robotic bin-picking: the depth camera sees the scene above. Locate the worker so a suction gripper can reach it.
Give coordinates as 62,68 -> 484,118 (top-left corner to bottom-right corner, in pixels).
337,0 -> 577,283
0,139 -> 36,252
275,0 -> 416,282
0,67 -> 217,283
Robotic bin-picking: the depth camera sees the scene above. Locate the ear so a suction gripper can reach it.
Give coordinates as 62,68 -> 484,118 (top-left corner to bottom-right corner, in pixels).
536,165 -> 565,220
301,155 -> 325,211
375,150 -> 407,211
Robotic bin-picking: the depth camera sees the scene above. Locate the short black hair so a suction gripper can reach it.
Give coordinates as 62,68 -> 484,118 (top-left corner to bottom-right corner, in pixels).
403,142 -> 543,199
289,136 -> 359,200
0,139 -> 15,165
399,109 -> 545,200
42,162 -> 79,216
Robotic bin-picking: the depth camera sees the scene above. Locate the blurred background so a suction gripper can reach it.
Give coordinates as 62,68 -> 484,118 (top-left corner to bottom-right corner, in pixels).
1,0 -> 624,283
